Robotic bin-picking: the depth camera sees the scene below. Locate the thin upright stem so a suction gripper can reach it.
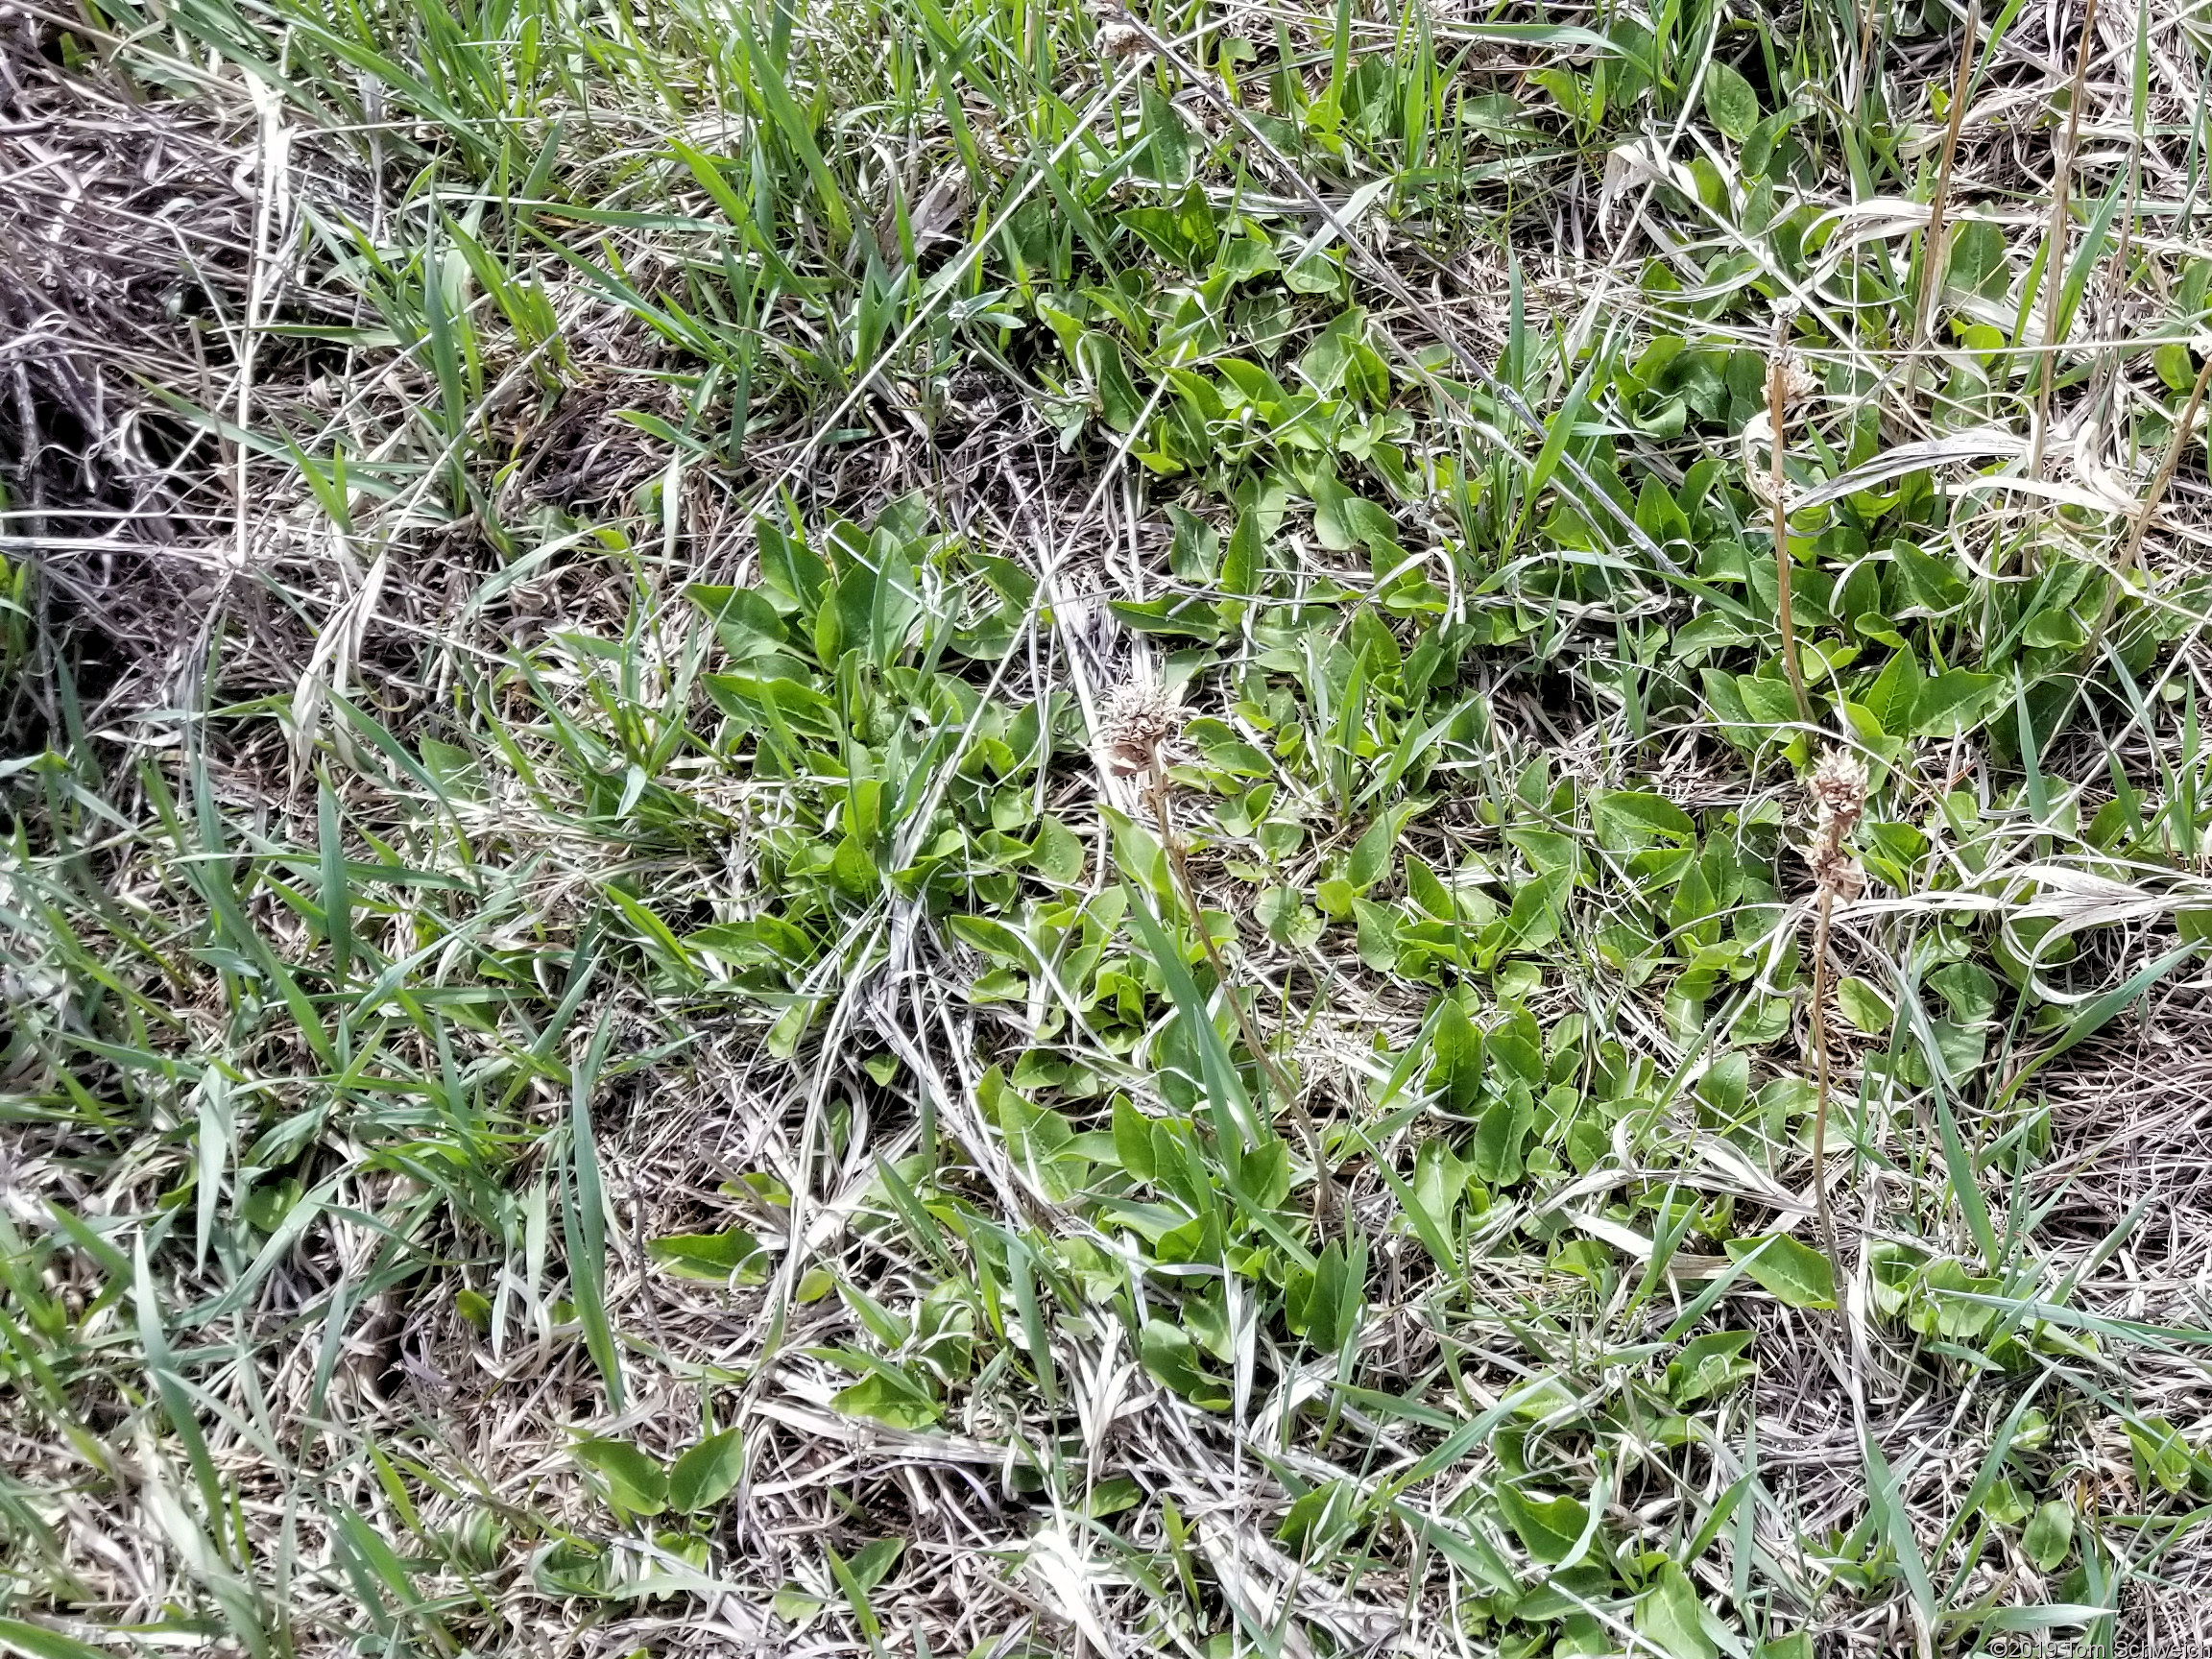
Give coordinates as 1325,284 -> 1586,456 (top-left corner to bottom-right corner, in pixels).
1912,4 -> 1979,382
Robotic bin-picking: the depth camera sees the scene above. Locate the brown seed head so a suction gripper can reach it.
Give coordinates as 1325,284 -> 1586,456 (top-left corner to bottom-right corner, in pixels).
1810,843 -> 1864,902
1809,746 -> 1868,831
1096,19 -> 1148,59
1096,682 -> 1177,778
1778,349 -> 1819,406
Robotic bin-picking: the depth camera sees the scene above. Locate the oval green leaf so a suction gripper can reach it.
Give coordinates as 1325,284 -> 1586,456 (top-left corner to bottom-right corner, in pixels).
647,1228 -> 766,1285
571,1437 -> 668,1515
668,1427 -> 745,1514
1723,1233 -> 1836,1309
1497,1485 -> 1588,1564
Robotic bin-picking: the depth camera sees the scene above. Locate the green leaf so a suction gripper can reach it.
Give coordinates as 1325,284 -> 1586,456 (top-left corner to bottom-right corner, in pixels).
1121,205 -> 1206,269
1863,648 -> 1922,734
1836,976 -> 1894,1034
533,1538 -> 612,1599
1635,1561 -> 1718,1659
668,1428 -> 745,1513
772,1587 -> 825,1622
456,1286 -> 493,1332
1497,1486 -> 1588,1564
1911,669 -> 2002,737
1310,468 -> 1399,556
1928,960 -> 2000,1025
1667,1331 -> 1756,1406
1109,594 -> 1225,641
703,672 -> 843,742
1741,102 -> 1804,178
1285,1234 -> 1366,1352
1077,331 -> 1144,431
1222,507 -> 1263,593
1140,1320 -> 1230,1409
1022,813 -> 1083,889
1723,1233 -> 1836,1309
1088,1474 -> 1144,1517
2022,604 -> 2087,649
991,1075 -> 1088,1202
1297,307 -> 1365,395
846,1537 -> 904,1593
572,1438 -> 668,1515
1488,1027 -> 1543,1088
0,1620 -> 120,1659
2023,1499 -> 2073,1570
686,917 -> 816,970
647,1229 -> 767,1284
1353,897 -> 1399,972
1410,1138 -> 1472,1245
830,834 -> 878,899
1258,885 -> 1302,944
2128,1416 -> 2194,1494
1112,1096 -> 1159,1180
832,1366 -> 940,1431
1892,542 -> 1968,612
1595,790 -> 1695,848
692,584 -> 791,660
1736,673 -> 1801,726
756,517 -> 830,613
1471,1087 -> 1535,1186
1407,855 -> 1455,920
1979,1474 -> 2032,1528
1349,806 -> 1408,890
1430,998 -> 1485,1111
1704,60 -> 1759,143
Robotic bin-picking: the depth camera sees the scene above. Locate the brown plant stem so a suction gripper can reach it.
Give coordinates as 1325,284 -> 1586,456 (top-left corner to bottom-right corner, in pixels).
1912,3 -> 1979,384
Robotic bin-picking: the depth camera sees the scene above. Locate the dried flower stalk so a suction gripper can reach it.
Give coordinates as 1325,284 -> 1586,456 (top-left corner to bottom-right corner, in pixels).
1911,1 -> 1979,383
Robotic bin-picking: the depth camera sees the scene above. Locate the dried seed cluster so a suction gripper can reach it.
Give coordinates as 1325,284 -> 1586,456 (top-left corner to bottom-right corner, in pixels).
1095,681 -> 1177,778
1807,745 -> 1869,902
